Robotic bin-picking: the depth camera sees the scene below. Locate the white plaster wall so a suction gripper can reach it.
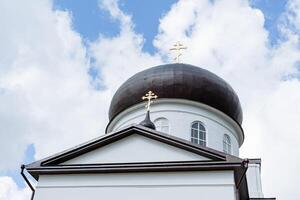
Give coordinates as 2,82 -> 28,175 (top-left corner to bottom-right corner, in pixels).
246,163 -> 264,198
62,134 -> 210,165
34,171 -> 237,200
107,99 -> 243,156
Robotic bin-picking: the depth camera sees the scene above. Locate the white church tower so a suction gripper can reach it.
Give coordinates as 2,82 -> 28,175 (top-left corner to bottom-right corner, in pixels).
23,62 -> 275,200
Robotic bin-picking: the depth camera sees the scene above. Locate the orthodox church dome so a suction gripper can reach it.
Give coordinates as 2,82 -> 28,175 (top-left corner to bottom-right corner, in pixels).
109,63 -> 243,125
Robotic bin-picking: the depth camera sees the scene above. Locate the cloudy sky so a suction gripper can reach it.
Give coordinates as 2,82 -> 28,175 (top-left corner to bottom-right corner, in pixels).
0,0 -> 299,199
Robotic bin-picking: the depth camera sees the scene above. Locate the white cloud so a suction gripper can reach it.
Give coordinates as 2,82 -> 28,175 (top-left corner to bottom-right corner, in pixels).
0,0 -> 108,171
89,0 -> 162,96
0,0 -> 161,181
155,0 -> 300,199
0,0 -> 300,199
285,0 -> 300,32
89,1 -> 300,198
0,177 -> 30,200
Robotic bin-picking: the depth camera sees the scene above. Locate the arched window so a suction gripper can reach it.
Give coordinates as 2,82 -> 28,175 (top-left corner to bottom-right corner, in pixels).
191,121 -> 206,146
223,134 -> 231,154
154,118 -> 169,133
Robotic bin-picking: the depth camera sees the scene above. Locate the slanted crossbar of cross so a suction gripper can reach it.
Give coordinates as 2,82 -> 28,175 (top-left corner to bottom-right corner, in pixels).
170,41 -> 187,63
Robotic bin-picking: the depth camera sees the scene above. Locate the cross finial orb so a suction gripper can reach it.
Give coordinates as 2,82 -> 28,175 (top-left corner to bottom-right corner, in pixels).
142,91 -> 158,111
169,41 -> 187,63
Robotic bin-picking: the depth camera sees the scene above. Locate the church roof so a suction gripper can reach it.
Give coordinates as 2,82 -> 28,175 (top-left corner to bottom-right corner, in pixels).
108,63 -> 243,126
25,125 -> 244,179
25,124 -> 250,200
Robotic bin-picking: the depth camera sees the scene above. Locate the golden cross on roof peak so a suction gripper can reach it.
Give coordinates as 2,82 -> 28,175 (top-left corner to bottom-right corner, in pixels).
169,41 -> 187,63
142,91 -> 158,111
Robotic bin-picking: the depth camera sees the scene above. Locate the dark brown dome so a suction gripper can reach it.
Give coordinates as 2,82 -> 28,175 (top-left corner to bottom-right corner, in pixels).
109,63 -> 243,125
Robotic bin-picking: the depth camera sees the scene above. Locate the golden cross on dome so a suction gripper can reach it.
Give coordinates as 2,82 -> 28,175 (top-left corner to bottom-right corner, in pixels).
169,41 -> 187,63
142,91 -> 158,111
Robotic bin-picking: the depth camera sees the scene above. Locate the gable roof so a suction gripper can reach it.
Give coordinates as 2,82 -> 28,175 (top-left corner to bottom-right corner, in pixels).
26,124 -> 241,167
61,134 -> 212,165
25,125 -> 243,179
25,124 -> 249,199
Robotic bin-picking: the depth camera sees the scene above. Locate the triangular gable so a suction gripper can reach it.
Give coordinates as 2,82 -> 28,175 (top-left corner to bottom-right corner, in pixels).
27,125 -> 228,168
62,134 -> 210,165
25,125 -> 247,198
24,124 -> 249,200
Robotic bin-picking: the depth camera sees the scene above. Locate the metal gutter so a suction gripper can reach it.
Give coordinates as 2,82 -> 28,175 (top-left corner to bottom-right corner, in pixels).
21,164 -> 35,200
237,159 -> 249,189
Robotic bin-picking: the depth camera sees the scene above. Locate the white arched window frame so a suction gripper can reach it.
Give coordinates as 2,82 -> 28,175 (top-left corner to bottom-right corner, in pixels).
223,134 -> 231,154
191,121 -> 206,146
154,117 -> 169,133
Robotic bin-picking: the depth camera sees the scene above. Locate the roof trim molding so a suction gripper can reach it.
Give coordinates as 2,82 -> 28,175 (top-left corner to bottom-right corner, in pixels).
24,124 -> 250,200
27,160 -> 243,179
24,124 -> 249,199
26,125 -> 241,170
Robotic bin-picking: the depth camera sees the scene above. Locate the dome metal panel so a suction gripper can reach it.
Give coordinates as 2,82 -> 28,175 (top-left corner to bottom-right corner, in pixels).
109,63 -> 243,125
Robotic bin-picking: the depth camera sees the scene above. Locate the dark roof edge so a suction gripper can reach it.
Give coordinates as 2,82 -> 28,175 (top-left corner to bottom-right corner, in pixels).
26,159 -> 249,199
26,160 -> 244,180
26,124 -> 238,169
248,158 -> 262,164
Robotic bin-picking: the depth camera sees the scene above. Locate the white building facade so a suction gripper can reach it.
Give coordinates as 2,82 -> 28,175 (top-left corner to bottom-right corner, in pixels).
107,99 -> 243,156
24,63 -> 274,200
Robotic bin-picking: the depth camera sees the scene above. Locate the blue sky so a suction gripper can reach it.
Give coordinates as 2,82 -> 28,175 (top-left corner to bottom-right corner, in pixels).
12,0 -> 288,188
5,145 -> 35,188
53,0 -> 289,52
0,0 -> 300,199
53,0 -> 178,53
